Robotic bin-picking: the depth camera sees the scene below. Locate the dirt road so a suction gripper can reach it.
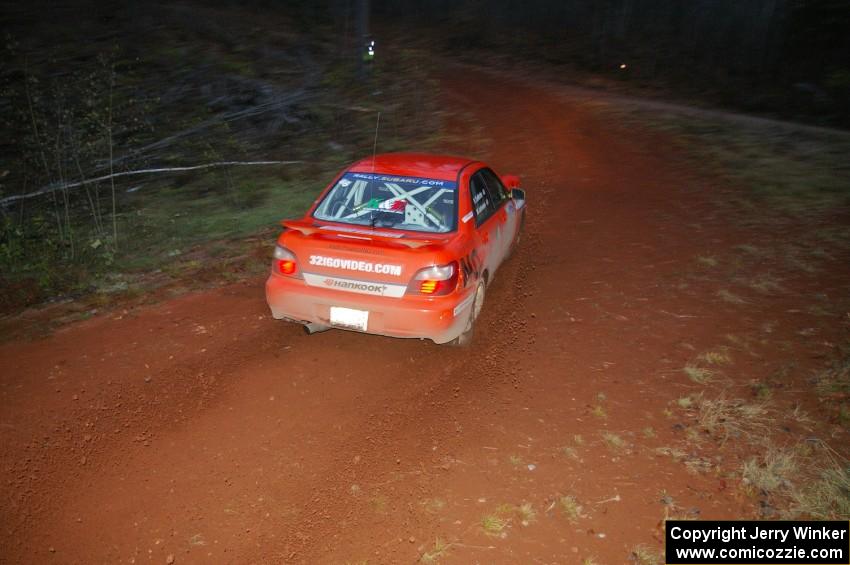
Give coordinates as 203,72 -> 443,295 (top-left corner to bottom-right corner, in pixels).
2,69 -> 846,564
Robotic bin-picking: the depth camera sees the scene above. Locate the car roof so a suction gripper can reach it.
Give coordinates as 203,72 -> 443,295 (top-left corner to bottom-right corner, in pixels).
347,153 -> 476,182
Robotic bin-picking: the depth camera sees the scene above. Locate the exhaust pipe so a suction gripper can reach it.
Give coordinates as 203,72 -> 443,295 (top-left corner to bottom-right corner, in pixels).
303,322 -> 330,335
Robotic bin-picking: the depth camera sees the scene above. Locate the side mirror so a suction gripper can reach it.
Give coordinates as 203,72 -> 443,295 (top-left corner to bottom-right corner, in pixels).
511,188 -> 526,201
502,174 -> 521,189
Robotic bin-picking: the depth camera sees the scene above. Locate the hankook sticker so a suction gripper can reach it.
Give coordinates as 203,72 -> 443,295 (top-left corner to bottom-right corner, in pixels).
303,273 -> 406,298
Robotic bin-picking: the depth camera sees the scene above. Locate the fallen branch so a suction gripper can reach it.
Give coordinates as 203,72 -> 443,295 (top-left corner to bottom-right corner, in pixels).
0,160 -> 303,207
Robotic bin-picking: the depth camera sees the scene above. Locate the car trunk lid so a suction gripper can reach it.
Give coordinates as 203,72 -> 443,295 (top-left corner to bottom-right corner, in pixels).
281,219 -> 452,290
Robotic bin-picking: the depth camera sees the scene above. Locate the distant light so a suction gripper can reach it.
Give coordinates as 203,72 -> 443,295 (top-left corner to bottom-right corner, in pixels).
619,63 -> 627,70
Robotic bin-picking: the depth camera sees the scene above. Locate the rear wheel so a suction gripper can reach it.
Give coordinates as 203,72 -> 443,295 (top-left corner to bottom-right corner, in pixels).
449,279 -> 485,346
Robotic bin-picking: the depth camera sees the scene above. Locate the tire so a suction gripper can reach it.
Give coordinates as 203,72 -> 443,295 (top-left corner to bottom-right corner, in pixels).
449,279 -> 485,347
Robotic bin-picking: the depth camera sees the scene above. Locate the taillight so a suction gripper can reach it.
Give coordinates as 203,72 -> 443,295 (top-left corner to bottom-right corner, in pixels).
407,261 -> 459,296
273,245 -> 299,276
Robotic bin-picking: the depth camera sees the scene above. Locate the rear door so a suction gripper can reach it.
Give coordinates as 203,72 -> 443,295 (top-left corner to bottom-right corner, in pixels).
469,170 -> 503,276
479,168 -> 519,263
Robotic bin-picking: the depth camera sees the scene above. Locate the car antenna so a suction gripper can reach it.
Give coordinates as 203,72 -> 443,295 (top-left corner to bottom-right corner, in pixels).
371,111 -> 381,172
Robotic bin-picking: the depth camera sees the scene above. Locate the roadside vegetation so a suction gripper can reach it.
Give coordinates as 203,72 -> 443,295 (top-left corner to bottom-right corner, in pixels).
0,3 -> 442,328
588,98 -> 850,522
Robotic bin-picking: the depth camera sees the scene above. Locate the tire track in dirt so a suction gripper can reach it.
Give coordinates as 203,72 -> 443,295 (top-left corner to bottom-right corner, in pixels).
245,71 -> 585,563
0,68 -> 555,565
0,65 -> 588,565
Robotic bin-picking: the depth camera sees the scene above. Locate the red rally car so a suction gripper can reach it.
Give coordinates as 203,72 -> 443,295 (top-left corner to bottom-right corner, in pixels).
265,153 -> 526,345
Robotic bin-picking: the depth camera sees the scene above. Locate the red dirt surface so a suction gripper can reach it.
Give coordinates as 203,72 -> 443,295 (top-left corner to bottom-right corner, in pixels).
2,69 -> 848,564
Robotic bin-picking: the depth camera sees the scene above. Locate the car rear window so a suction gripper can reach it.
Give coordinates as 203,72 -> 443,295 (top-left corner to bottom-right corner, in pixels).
313,172 -> 457,234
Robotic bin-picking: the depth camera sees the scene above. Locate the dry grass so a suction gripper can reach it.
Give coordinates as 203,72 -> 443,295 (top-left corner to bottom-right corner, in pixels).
481,502 -> 536,535
735,244 -> 762,256
695,395 -> 770,442
420,498 -> 446,514
419,538 -> 450,564
630,545 -> 662,565
741,442 -> 850,520
813,346 -> 850,426
746,273 -> 785,294
750,380 -> 773,401
655,446 -> 687,461
481,514 -> 507,536
683,363 -> 714,384
370,494 -> 389,514
697,348 -> 732,365
517,502 -> 536,526
676,396 -> 694,409
791,457 -> 850,519
742,448 -> 797,493
602,432 -> 627,452
559,495 -> 584,523
717,289 -> 749,304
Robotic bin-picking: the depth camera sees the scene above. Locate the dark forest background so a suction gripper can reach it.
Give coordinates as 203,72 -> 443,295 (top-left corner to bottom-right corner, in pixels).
369,0 -> 850,124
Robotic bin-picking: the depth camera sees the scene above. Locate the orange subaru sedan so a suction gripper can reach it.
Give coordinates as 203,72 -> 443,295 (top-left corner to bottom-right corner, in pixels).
265,153 -> 525,345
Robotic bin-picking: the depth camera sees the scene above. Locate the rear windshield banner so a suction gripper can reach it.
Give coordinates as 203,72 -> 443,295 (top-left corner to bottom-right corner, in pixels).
348,172 -> 457,189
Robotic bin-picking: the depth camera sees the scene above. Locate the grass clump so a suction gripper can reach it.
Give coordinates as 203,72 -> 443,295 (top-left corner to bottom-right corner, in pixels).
481,502 -> 534,536
558,495 -> 584,523
697,349 -> 732,365
481,514 -> 508,536
630,545 -> 662,565
420,498 -> 446,514
683,363 -> 714,384
791,461 -> 850,519
739,441 -> 850,520
747,274 -> 785,294
602,432 -> 627,452
742,448 -> 797,493
717,289 -> 748,304
517,502 -> 536,526
370,494 -> 389,514
812,345 -> 850,426
750,380 -> 773,401
696,396 -> 770,442
420,538 -> 450,564
676,396 -> 695,409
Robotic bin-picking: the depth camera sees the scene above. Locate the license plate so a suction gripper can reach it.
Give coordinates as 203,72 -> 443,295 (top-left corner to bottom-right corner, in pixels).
329,306 -> 369,331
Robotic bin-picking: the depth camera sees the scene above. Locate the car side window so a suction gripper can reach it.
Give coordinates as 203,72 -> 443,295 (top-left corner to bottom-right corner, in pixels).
480,168 -> 509,207
469,171 -> 495,226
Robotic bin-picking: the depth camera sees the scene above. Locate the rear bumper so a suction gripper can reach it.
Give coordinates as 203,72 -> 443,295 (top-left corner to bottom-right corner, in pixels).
265,272 -> 473,344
